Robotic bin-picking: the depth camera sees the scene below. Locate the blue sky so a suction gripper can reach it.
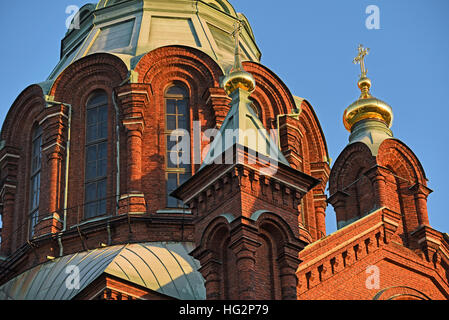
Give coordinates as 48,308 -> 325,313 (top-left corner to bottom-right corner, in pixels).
0,0 -> 448,235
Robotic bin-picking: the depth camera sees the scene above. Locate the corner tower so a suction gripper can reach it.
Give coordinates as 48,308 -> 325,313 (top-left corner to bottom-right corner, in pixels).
329,45 -> 433,252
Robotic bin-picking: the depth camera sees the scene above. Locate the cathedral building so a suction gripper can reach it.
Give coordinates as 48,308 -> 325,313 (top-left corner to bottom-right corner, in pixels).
0,0 -> 447,300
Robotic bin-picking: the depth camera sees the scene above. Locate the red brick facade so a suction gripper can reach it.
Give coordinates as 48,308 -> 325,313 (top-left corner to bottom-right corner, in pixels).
0,44 -> 447,300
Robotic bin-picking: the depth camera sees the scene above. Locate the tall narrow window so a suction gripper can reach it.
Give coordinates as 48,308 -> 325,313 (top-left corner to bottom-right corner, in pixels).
165,85 -> 191,208
85,92 -> 108,219
29,126 -> 43,238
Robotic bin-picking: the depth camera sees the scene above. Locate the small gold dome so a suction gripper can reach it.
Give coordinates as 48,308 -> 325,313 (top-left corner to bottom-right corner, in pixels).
358,77 -> 371,95
223,69 -> 256,96
343,96 -> 393,131
343,76 -> 393,131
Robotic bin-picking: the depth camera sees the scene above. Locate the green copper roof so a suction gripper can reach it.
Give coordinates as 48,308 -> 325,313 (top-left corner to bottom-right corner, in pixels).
201,88 -> 290,169
46,0 -> 261,87
348,119 -> 394,156
0,242 -> 205,300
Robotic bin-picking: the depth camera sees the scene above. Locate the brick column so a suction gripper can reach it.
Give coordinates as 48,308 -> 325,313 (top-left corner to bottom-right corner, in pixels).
0,149 -> 20,256
278,115 -> 303,170
1,189 -> 16,256
410,183 -> 432,227
192,249 -> 223,300
366,166 -> 388,210
278,246 -> 301,300
314,194 -> 327,239
328,190 -> 349,228
229,224 -> 261,300
125,126 -> 143,193
36,145 -> 64,236
116,84 -> 149,214
36,104 -> 69,236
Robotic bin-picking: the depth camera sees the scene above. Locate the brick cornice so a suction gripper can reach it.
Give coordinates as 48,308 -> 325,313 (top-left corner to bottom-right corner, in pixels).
409,183 -> 433,197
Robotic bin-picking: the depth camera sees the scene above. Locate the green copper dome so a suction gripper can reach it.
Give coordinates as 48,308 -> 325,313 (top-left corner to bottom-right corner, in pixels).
47,0 -> 261,84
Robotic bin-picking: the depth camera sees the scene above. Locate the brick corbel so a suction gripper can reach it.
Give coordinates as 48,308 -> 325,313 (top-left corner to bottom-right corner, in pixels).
409,183 -> 433,227
203,87 -> 232,129
411,225 -> 443,262
381,209 -> 401,244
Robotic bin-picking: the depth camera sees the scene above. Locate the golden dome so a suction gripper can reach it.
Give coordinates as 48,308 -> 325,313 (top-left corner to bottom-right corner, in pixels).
344,45 -> 394,132
343,94 -> 394,131
223,69 -> 256,95
222,20 -> 256,96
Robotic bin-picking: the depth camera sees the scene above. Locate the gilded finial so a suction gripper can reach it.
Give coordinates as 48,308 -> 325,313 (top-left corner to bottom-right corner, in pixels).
353,44 -> 370,78
353,44 -> 372,99
231,20 -> 243,73
343,45 -> 393,132
222,19 -> 256,96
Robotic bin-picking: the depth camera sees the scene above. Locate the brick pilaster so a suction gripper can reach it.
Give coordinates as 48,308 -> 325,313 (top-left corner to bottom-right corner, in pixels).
228,223 -> 261,300
36,104 -> 69,236
116,84 -> 150,214
410,183 -> 432,227
0,148 -> 20,256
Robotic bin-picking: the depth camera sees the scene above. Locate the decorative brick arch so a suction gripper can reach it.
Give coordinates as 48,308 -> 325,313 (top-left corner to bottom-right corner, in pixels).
50,53 -> 129,102
133,45 -> 224,125
45,53 -> 129,229
329,142 -> 376,193
134,45 -> 223,87
299,100 -> 329,165
0,84 -> 47,253
329,137 -> 432,238
252,210 -> 299,245
122,46 -> 227,214
377,139 -> 427,185
197,215 -> 232,251
193,211 -> 303,300
243,61 -> 296,122
1,84 -> 46,144
328,142 -> 378,228
376,138 -> 432,237
253,211 -> 303,300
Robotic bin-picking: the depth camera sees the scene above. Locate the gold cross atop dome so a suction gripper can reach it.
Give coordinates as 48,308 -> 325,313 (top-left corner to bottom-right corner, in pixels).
353,44 -> 370,78
231,20 -> 243,73
343,45 -> 394,132
222,19 -> 256,96
232,20 -> 242,43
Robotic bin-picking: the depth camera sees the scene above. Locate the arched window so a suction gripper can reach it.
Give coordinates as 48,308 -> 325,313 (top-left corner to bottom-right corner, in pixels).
165,85 -> 191,208
85,92 -> 109,219
29,126 -> 43,238
249,99 -> 262,120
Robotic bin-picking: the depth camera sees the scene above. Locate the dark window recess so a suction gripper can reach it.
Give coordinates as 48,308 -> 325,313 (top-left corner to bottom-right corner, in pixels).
29,126 -> 43,238
84,92 -> 108,219
164,85 -> 191,209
